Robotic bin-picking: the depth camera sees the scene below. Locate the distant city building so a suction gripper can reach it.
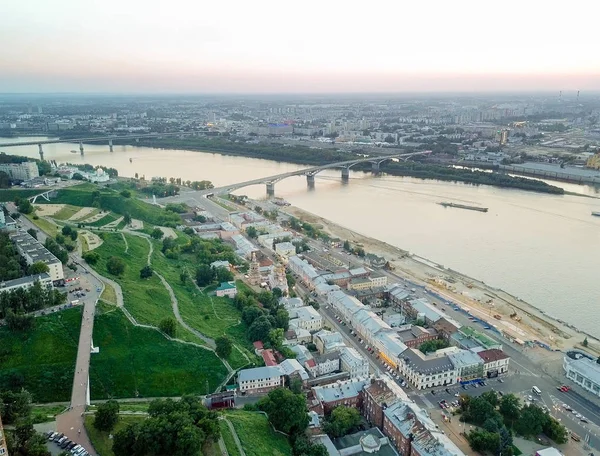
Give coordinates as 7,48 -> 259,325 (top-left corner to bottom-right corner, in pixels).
291,306 -> 323,332
275,241 -> 296,258
313,330 -> 346,354
0,160 -> 39,181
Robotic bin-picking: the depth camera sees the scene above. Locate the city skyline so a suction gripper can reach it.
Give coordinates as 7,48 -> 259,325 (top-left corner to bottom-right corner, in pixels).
1,0 -> 599,93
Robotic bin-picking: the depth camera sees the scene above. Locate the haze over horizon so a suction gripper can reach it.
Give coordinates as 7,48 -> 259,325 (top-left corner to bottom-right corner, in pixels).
2,0 -> 599,93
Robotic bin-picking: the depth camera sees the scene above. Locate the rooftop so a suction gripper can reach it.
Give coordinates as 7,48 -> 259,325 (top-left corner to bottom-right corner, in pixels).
402,349 -> 455,375
448,349 -> 484,369
333,428 -> 399,456
216,281 -> 236,291
564,356 -> 600,383
313,378 -> 369,403
295,306 -> 321,321
410,298 -> 443,323
238,366 -> 282,382
459,326 -> 499,349
477,348 -> 509,363
0,273 -> 51,289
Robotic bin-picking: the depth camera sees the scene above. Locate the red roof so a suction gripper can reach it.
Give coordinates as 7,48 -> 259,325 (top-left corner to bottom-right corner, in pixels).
253,341 -> 264,350
262,349 -> 278,366
477,349 -> 509,363
306,359 -> 316,368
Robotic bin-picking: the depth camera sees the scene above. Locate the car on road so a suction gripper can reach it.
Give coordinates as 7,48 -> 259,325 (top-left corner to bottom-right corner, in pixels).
498,378 -> 504,383
575,413 -> 582,419
580,417 -> 588,423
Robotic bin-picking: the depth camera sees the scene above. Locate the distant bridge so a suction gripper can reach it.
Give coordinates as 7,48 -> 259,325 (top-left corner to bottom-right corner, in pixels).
206,150 -> 431,196
0,131 -> 201,159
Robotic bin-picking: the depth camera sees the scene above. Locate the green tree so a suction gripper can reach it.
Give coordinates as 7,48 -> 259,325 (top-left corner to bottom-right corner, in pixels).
215,266 -> 233,283
268,328 -> 284,348
275,308 -> 290,330
466,429 -> 500,454
216,336 -> 232,358
0,390 -> 32,424
418,339 -> 449,354
120,190 -> 131,198
248,315 -> 273,342
123,213 -> 132,225
242,306 -> 264,326
514,404 -> 547,438
26,228 -> 38,240
61,225 -> 72,236
94,399 -> 120,432
139,265 -> 153,279
499,393 -> 521,427
195,264 -> 214,286
159,317 -> 177,337
323,406 -> 361,438
583,337 -> 589,347
480,390 -> 499,407
257,388 -> 309,434
150,228 -> 164,239
343,240 -> 351,251
17,199 -> 33,214
28,261 -> 49,275
246,226 -> 258,238
82,251 -> 100,265
107,256 -> 126,276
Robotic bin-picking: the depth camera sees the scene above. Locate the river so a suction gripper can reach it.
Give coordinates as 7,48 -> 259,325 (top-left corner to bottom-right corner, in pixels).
3,137 -> 600,334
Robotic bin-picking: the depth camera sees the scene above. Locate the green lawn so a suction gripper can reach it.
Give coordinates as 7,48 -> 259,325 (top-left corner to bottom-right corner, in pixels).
85,414 -> 146,456
149,240 -> 257,369
0,307 -> 82,403
31,404 -> 68,424
84,211 -> 120,227
94,234 -> 174,326
26,214 -> 59,237
219,419 -> 242,456
0,188 -> 41,202
39,183 -> 181,226
52,204 -> 83,221
224,411 -> 292,456
90,304 -> 228,399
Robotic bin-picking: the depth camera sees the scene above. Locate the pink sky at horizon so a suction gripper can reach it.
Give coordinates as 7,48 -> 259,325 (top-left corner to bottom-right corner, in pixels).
1,0 -> 599,93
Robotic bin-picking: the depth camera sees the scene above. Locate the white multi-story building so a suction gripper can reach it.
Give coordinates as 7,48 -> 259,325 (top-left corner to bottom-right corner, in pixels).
328,289 -> 364,322
397,348 -> 457,390
340,346 -> 370,379
288,255 -> 320,287
313,330 -> 345,354
238,366 -> 283,394
293,306 -> 323,332
0,161 -> 39,181
0,273 -> 53,294
477,349 -> 510,378
306,351 -> 340,377
563,352 -> 600,398
10,231 -> 63,281
351,309 -> 391,346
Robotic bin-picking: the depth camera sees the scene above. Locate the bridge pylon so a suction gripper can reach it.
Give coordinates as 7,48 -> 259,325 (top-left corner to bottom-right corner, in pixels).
341,167 -> 350,182
79,141 -> 84,155
109,139 -> 113,152
306,174 -> 315,189
266,182 -> 275,196
371,161 -> 380,174
38,144 -> 44,161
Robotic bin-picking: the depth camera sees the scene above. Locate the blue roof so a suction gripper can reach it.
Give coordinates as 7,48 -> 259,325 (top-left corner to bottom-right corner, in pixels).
216,282 -> 236,291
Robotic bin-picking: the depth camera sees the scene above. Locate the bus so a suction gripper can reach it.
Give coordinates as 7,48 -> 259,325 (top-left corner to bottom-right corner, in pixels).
532,386 -> 541,395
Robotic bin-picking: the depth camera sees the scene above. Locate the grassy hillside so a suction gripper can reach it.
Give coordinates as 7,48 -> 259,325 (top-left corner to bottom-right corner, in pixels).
0,188 -> 43,202
90,304 -> 228,399
225,411 -> 292,456
0,307 -> 82,403
40,183 -> 181,225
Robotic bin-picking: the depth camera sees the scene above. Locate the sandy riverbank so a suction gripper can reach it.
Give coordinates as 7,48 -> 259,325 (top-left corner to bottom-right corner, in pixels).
285,205 -> 598,354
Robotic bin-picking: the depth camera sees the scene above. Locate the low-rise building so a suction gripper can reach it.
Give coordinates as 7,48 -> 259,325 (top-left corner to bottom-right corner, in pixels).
279,296 -> 304,312
396,325 -> 438,348
275,241 -> 296,258
307,351 -> 340,378
451,326 -> 502,351
448,349 -> 484,383
293,306 -> 323,332
563,352 -> 600,397
328,289 -> 364,322
369,272 -> 388,288
352,309 -> 392,347
231,234 -> 259,259
279,358 -> 309,382
315,428 -> 400,456
373,332 -> 408,369
288,255 -> 321,288
312,378 -> 369,414
340,347 -> 370,379
238,366 -> 283,394
313,330 -> 345,354
210,260 -> 231,270
397,348 -> 457,390
477,349 -> 510,378
262,349 -> 277,366
383,400 -> 465,456
215,281 -> 237,298
363,377 -> 410,429
409,298 -> 444,325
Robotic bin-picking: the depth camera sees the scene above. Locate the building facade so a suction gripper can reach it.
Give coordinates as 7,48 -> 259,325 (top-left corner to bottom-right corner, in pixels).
215,281 -> 238,297
238,366 -> 283,394
0,161 -> 39,181
294,306 -> 323,331
563,353 -> 600,397
477,349 -> 510,378
10,231 -> 63,281
340,347 -> 370,379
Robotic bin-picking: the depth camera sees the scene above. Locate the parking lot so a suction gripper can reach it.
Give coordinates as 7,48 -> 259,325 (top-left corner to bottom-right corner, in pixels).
45,431 -> 90,456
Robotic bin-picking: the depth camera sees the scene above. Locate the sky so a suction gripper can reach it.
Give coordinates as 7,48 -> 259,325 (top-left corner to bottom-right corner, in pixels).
1,0 -> 599,93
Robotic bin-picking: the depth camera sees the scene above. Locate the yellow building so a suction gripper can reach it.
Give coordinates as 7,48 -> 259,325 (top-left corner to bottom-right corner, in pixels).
586,153 -> 600,170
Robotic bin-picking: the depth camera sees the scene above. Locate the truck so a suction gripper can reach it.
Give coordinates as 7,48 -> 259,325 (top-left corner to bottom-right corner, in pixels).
493,314 -> 502,320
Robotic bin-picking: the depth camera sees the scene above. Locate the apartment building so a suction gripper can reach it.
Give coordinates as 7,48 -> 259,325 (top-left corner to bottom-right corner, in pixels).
313,330 -> 346,354
0,273 -> 53,294
397,348 -> 457,390
362,377 -> 410,429
0,160 -> 39,181
306,351 -> 340,377
293,306 -> 323,332
10,231 -> 63,281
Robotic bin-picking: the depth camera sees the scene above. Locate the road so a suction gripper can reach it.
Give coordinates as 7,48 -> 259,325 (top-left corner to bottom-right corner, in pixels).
12,205 -> 105,455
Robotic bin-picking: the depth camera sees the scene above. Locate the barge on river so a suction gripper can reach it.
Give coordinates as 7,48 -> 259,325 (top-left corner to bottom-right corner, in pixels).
438,202 -> 489,213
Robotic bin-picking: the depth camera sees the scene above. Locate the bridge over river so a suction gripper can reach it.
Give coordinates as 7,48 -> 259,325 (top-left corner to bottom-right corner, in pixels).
204,150 -> 432,196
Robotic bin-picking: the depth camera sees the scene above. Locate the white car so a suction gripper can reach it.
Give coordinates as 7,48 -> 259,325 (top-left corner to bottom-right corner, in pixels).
575,413 -> 582,419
